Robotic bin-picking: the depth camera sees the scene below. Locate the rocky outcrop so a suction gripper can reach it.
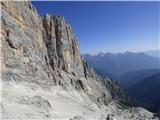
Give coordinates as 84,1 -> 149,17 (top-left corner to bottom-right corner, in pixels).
1,1 -> 159,120
43,14 -> 84,76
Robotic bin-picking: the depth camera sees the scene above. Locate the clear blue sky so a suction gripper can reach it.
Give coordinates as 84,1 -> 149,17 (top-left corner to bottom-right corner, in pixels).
32,1 -> 159,54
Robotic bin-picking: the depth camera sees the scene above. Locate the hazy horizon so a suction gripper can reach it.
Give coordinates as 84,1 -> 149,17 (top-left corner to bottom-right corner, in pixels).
82,49 -> 160,55
32,1 -> 159,54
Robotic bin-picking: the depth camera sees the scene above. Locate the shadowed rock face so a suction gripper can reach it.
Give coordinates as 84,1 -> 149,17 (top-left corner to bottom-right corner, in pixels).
43,14 -> 84,76
1,1 -> 159,120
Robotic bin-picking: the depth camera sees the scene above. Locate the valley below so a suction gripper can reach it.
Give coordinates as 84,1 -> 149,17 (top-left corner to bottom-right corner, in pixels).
84,52 -> 160,116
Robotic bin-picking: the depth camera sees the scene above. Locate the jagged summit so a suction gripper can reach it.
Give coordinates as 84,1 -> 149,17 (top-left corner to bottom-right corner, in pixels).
1,1 -> 159,120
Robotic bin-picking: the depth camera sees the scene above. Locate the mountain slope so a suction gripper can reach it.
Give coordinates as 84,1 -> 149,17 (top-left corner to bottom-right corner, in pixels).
1,1 -> 158,120
83,52 -> 160,76
129,73 -> 160,114
144,50 -> 160,59
117,69 -> 160,87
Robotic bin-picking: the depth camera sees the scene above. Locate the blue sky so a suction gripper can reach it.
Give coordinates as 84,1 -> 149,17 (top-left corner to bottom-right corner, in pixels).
32,1 -> 159,54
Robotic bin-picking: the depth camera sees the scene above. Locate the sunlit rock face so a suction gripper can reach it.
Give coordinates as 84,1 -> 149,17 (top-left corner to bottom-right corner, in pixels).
1,1 -> 159,120
43,14 -> 85,75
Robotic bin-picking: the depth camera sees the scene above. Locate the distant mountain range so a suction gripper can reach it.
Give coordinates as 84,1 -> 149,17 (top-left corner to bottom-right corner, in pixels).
128,73 -> 160,113
144,50 -> 160,59
117,69 -> 160,87
83,51 -> 160,114
83,51 -> 160,76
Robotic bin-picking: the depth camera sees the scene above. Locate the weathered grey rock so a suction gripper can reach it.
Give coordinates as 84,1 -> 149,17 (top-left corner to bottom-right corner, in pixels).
43,14 -> 85,77
7,33 -> 22,49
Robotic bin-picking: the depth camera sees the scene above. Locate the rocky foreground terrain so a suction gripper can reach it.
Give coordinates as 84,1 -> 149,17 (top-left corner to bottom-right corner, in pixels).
1,1 -> 159,120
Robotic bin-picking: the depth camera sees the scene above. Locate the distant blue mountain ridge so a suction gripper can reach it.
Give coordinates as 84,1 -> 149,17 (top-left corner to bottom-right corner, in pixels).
83,51 -> 160,76
83,51 -> 160,114
144,50 -> 160,59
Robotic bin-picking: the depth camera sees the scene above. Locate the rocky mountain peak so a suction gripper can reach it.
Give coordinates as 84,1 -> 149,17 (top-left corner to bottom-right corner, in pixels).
42,13 -> 85,76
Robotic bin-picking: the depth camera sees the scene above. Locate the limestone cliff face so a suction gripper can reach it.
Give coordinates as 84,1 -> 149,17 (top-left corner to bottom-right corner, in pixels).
43,15 -> 84,76
1,1 -> 158,120
1,0 -> 110,108
1,0 -> 109,98
42,14 -> 96,80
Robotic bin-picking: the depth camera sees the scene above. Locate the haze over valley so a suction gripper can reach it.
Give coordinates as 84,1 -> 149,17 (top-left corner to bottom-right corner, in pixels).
83,51 -> 160,114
